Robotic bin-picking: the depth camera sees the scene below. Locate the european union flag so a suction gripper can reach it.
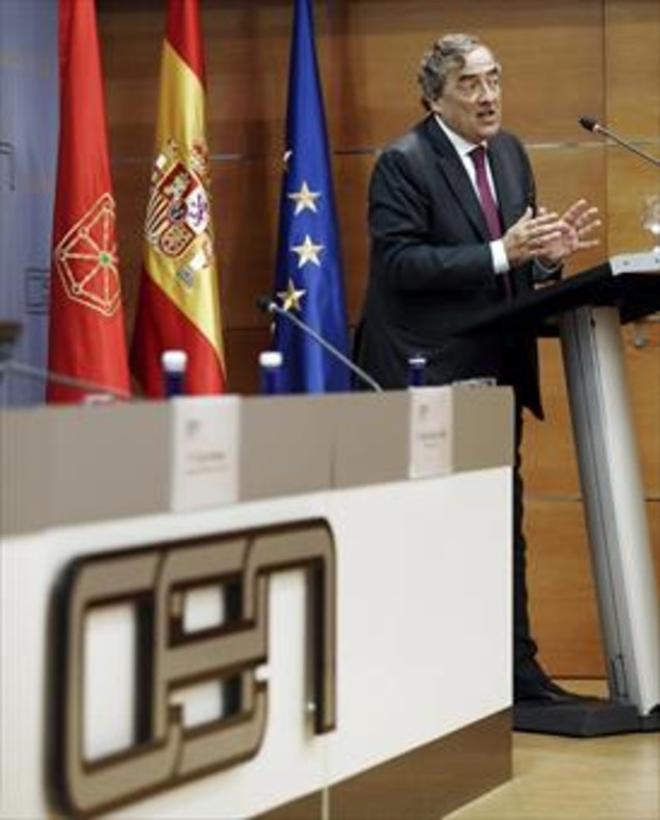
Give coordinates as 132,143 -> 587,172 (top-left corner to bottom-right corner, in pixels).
273,0 -> 350,392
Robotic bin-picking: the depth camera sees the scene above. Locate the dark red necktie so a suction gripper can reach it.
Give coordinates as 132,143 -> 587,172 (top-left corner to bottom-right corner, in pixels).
469,145 -> 502,239
469,145 -> 511,297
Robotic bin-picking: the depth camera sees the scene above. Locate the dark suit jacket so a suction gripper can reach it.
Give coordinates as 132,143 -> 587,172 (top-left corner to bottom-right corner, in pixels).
355,116 -> 543,418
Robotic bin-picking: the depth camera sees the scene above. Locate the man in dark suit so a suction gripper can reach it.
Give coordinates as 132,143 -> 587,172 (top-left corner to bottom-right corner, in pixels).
355,34 -> 600,703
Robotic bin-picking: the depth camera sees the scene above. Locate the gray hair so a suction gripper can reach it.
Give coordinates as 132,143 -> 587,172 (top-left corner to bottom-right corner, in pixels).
417,33 -> 484,110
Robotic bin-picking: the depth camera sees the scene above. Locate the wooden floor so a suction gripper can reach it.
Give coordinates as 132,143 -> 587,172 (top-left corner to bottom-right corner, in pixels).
445,681 -> 660,820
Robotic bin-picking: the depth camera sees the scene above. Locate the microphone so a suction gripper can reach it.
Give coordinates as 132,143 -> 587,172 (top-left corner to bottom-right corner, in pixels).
579,116 -> 660,168
578,116 -> 598,132
256,295 -> 382,392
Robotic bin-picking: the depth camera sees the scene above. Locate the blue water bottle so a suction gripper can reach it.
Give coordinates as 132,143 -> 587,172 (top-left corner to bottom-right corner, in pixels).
259,350 -> 284,395
407,354 -> 427,387
161,349 -> 187,398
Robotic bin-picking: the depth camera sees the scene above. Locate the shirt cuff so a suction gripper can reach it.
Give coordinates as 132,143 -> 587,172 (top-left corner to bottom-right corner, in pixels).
489,240 -> 510,275
533,256 -> 563,283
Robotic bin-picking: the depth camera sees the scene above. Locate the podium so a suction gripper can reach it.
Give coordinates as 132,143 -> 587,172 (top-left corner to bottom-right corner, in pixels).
450,252 -> 660,736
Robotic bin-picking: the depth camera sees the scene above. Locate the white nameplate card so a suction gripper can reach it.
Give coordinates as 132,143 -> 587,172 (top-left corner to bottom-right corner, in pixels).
169,396 -> 240,512
408,387 -> 451,478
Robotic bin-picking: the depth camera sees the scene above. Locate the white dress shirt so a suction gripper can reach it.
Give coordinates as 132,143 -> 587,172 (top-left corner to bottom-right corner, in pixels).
434,115 -> 509,274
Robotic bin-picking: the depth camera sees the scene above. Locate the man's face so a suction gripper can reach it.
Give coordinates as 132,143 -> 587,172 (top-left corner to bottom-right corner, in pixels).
431,45 -> 502,144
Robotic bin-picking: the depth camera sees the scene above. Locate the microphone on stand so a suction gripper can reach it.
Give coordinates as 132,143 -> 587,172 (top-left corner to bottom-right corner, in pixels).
578,116 -> 660,168
256,295 -> 382,392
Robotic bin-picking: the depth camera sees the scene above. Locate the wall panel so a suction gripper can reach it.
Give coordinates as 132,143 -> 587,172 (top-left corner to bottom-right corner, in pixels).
523,341 -> 581,498
225,326 -> 271,394
606,153 -> 659,255
527,499 -> 660,677
604,0 -> 659,255
528,145 -> 608,274
604,0 -> 660,136
624,321 -> 660,497
526,500 -> 605,678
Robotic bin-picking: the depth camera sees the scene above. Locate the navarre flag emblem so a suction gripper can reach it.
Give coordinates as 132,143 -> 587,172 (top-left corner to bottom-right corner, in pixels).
47,0 -> 131,402
54,193 -> 121,316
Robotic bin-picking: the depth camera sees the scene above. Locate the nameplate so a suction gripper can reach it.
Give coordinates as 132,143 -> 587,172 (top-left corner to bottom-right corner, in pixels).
170,396 -> 240,511
408,388 -> 451,478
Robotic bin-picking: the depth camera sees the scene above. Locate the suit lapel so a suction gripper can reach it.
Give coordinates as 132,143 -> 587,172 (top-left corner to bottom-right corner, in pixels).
488,139 -> 522,231
421,118 -> 491,242
488,137 -> 535,292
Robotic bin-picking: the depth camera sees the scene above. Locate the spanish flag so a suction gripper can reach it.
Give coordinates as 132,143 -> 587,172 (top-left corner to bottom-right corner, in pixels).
48,0 -> 131,402
131,0 -> 226,396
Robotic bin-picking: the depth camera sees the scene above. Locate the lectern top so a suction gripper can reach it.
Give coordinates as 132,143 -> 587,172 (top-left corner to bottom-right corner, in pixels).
610,251 -> 660,277
445,263 -> 660,339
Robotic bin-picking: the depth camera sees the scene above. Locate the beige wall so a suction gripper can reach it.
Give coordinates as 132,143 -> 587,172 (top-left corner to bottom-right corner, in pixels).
99,0 -> 659,677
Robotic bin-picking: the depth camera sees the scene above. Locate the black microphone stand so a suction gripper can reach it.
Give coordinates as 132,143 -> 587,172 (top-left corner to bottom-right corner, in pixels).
0,322 -> 130,401
257,297 -> 382,392
0,359 -> 130,400
579,116 -> 660,168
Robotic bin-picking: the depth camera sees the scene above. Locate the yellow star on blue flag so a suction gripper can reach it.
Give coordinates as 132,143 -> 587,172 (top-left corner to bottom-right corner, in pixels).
277,278 -> 306,312
291,234 -> 324,267
288,181 -> 321,214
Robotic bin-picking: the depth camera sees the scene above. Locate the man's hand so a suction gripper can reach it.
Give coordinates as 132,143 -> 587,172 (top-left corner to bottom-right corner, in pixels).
536,199 -> 601,267
503,207 -> 564,268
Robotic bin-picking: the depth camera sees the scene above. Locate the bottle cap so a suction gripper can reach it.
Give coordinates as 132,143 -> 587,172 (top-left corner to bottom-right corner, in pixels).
161,349 -> 188,373
259,350 -> 283,369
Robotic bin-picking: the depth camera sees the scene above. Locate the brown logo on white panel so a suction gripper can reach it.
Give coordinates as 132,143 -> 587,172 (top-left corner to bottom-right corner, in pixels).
50,520 -> 336,817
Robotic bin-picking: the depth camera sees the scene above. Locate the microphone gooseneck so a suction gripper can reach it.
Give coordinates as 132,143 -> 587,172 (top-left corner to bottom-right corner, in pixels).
0,359 -> 131,399
256,295 -> 383,392
578,116 -> 660,167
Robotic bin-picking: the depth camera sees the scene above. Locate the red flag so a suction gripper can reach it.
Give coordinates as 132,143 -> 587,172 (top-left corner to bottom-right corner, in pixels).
131,0 -> 226,397
47,0 -> 131,403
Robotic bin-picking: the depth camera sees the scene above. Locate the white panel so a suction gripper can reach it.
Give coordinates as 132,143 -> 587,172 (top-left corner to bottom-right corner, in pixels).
83,604 -> 135,760
170,681 -> 224,729
326,471 -> 511,782
1,473 -> 509,819
183,585 -> 225,632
